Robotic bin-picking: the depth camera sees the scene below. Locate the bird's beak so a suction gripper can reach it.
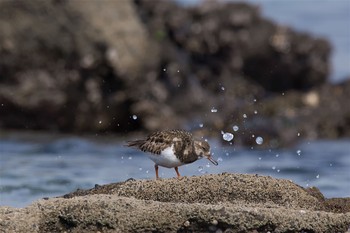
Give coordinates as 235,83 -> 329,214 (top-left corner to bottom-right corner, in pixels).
207,156 -> 218,166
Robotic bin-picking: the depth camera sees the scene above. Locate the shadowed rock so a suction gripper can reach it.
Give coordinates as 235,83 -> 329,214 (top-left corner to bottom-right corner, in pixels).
2,0 -> 349,147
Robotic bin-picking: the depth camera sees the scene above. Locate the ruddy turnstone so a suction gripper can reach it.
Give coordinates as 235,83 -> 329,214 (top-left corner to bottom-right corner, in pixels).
127,129 -> 218,179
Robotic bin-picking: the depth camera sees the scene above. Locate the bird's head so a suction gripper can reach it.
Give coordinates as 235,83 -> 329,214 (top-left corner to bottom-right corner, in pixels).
194,140 -> 218,166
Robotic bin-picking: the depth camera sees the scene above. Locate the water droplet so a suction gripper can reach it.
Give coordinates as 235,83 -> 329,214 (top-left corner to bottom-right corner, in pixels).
98,120 -> 102,124
132,115 -> 137,120
316,174 -> 320,179
139,167 -> 143,171
252,134 -> 255,138
211,107 -> 218,113
163,68 -> 166,71
297,132 -> 301,137
198,166 -> 203,172
272,166 -> 276,170
146,170 -> 149,174
254,110 -> 258,114
282,92 -> 285,96
258,157 -> 262,160
277,169 -> 280,172
217,157 -> 223,162
296,150 -> 301,156
221,86 -> 225,91
329,163 -> 332,167
256,136 -> 263,145
232,125 -> 239,132
206,163 -> 210,168
243,114 -> 247,118
222,132 -> 234,142
253,99 -> 257,102
199,123 -> 204,128
128,156 -> 132,160
177,70 -> 180,73
275,154 -> 279,157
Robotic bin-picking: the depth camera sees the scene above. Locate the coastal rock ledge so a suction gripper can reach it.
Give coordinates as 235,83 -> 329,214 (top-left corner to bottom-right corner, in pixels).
1,173 -> 349,233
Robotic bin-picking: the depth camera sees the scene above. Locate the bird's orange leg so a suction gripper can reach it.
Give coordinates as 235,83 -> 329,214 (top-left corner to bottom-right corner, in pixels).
155,164 -> 159,179
174,167 -> 181,178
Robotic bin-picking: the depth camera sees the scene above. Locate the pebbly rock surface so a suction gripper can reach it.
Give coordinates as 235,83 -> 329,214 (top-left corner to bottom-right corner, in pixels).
1,0 -> 349,146
1,173 -> 349,232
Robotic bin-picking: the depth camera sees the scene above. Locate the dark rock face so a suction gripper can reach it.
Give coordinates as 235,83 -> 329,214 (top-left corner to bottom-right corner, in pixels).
135,0 -> 330,92
0,0 -> 348,146
0,0 -> 157,132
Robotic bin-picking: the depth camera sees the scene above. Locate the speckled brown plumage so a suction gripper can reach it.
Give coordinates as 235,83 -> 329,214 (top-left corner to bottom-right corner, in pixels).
127,130 -> 195,163
127,129 -> 218,178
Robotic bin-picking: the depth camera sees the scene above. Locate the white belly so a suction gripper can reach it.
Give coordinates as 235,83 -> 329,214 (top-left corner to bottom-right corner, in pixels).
147,145 -> 183,168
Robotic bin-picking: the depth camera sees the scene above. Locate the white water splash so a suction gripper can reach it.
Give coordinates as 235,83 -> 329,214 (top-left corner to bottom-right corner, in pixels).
222,132 -> 234,142
256,136 -> 264,145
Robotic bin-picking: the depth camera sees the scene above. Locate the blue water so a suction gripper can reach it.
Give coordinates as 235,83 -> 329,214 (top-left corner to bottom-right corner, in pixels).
177,0 -> 350,83
0,134 -> 349,208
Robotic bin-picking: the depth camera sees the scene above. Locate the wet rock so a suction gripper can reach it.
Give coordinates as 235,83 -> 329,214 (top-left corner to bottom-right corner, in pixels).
0,0 -> 158,132
226,79 -> 350,147
135,0 -> 330,92
1,0 -> 348,147
1,174 -> 349,232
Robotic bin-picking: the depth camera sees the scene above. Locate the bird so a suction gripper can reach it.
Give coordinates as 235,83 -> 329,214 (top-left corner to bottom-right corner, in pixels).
126,129 -> 218,179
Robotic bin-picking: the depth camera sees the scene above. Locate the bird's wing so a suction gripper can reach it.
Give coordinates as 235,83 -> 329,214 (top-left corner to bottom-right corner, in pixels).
127,130 -> 193,155
134,131 -> 174,155
169,130 -> 193,157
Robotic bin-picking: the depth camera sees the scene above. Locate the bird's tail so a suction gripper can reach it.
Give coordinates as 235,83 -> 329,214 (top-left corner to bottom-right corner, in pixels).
125,140 -> 145,148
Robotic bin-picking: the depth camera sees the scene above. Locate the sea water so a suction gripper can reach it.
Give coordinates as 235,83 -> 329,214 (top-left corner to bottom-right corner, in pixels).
0,134 -> 349,208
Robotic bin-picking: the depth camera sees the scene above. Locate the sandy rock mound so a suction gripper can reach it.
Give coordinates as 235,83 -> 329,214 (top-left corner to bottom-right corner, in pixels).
64,173 -> 321,210
1,173 -> 349,232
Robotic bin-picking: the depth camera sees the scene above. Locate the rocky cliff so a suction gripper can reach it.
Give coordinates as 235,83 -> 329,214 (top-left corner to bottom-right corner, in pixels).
1,0 -> 349,146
